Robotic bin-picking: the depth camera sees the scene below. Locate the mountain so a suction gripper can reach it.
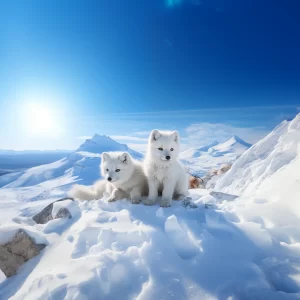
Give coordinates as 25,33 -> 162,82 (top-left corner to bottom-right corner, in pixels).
77,134 -> 142,158
0,150 -> 74,177
180,136 -> 251,177
0,134 -> 143,192
215,114 -> 300,196
211,135 -> 252,156
180,141 -> 218,159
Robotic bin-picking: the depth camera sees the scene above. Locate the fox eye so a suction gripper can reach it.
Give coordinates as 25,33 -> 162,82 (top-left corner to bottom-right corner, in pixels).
106,169 -> 109,171
170,148 -> 174,151
115,169 -> 120,172
158,147 -> 163,151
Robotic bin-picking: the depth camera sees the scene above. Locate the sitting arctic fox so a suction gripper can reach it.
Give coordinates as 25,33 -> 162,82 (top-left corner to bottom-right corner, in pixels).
143,130 -> 189,207
69,152 -> 148,204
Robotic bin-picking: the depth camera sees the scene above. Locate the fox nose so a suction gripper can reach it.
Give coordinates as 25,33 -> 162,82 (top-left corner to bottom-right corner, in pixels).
166,156 -> 171,160
107,177 -> 112,182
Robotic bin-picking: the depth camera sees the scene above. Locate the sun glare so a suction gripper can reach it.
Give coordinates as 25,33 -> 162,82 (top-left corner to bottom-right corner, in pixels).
25,103 -> 60,135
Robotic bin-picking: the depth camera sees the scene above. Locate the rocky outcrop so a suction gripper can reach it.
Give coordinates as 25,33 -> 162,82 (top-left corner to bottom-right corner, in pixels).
0,229 -> 46,277
32,197 -> 74,224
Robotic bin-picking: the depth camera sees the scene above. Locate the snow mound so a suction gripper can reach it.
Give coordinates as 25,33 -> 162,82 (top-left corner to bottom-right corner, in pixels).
215,114 -> 300,196
1,196 -> 299,300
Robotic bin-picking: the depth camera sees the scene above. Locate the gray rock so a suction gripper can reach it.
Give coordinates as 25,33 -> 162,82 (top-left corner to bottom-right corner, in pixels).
0,229 -> 46,277
209,191 -> 238,201
54,207 -> 72,219
33,197 -> 74,224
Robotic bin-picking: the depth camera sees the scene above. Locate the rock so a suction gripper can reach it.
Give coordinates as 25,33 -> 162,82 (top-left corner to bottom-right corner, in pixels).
0,229 -> 46,277
181,197 -> 198,209
33,197 -> 74,224
55,207 -> 72,219
189,175 -> 203,189
209,191 -> 238,201
217,164 -> 232,175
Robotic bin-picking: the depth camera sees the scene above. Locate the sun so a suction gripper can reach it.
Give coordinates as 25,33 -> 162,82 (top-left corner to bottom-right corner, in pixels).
25,103 -> 60,135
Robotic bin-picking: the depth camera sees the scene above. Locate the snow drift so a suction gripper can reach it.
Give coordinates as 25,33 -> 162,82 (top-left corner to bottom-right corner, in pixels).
215,114 -> 300,196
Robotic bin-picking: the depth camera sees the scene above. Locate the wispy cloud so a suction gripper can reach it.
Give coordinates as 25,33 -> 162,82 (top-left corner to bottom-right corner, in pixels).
185,123 -> 268,146
132,131 -> 150,137
127,143 -> 148,153
110,135 -> 148,142
76,136 -> 92,140
81,105 -> 299,120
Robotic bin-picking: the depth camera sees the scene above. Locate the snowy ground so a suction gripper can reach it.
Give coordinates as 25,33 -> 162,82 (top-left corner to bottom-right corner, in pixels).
1,117 -> 300,299
0,187 -> 300,299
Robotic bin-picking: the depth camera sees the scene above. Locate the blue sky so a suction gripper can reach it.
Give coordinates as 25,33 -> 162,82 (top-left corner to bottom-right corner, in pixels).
0,0 -> 299,151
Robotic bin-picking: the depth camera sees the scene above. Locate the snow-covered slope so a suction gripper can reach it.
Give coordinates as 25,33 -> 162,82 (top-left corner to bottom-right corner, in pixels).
215,114 -> 300,196
0,135 -> 143,192
180,141 -> 218,159
211,135 -> 251,156
180,136 -> 251,177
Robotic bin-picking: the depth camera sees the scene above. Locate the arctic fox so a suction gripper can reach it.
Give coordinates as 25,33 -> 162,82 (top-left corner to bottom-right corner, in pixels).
69,152 -> 148,204
143,130 -> 189,207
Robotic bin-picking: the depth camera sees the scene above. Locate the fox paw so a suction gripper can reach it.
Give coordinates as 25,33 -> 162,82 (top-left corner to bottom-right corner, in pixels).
160,199 -> 171,207
131,198 -> 141,204
107,196 -> 116,202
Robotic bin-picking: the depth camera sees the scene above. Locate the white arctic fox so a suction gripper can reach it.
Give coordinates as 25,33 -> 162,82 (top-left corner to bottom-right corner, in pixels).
143,130 -> 189,207
69,152 -> 148,204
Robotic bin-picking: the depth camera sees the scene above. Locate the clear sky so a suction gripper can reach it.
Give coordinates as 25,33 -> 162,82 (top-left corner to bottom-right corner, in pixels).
0,0 -> 299,151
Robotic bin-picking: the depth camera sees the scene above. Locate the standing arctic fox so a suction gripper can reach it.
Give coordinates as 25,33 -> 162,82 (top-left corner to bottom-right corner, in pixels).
144,130 -> 189,207
69,152 -> 147,204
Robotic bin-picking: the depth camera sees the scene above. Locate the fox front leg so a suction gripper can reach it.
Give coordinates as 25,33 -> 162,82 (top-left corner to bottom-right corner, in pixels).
144,180 -> 159,206
107,188 -> 126,202
130,186 -> 142,204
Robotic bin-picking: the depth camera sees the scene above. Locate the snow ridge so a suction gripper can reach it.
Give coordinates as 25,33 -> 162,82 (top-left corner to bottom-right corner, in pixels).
215,114 -> 300,196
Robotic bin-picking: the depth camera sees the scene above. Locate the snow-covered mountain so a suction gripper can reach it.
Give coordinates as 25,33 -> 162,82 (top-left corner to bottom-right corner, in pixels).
180,136 -> 252,176
180,141 -> 218,159
0,134 -> 143,192
211,135 -> 251,156
215,114 -> 300,196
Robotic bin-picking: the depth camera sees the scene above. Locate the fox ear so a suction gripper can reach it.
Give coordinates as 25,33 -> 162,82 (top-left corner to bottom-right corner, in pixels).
118,152 -> 130,164
171,131 -> 179,142
102,152 -> 110,161
150,129 -> 161,141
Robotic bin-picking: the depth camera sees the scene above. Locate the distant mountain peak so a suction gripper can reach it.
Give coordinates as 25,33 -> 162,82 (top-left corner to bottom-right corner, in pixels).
76,133 -> 143,159
211,136 -> 252,155
221,136 -> 251,147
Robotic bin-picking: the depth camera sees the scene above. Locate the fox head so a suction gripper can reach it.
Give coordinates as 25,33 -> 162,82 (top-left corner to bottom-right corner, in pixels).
101,152 -> 133,183
147,129 -> 180,162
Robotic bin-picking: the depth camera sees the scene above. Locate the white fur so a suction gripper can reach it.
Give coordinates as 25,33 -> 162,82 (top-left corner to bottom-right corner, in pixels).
69,152 -> 148,204
143,130 -> 189,207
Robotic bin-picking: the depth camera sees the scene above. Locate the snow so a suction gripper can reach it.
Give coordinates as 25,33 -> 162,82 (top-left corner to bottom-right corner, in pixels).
180,136 -> 251,177
1,118 -> 300,299
0,134 -> 143,190
215,114 -> 300,196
